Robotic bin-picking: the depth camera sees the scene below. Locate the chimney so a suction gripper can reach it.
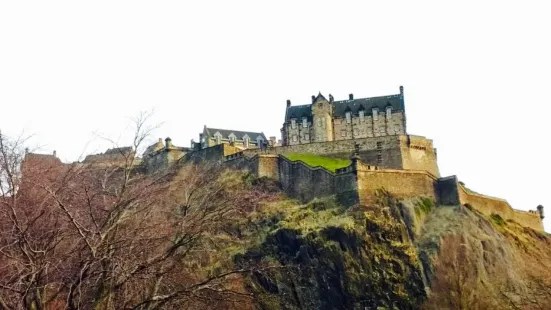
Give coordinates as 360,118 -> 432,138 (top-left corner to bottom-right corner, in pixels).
537,205 -> 545,219
329,94 -> 334,103
25,148 -> 29,155
400,85 -> 404,95
286,99 -> 291,107
165,137 -> 173,150
349,93 -> 354,100
311,95 -> 316,103
53,150 -> 57,157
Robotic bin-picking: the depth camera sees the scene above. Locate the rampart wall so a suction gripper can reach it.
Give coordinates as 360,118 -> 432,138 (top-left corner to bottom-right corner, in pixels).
457,183 -> 543,231
355,162 -> 438,205
241,134 -> 440,177
277,156 -> 359,205
184,143 -> 241,163
437,176 -> 543,231
222,152 -> 543,232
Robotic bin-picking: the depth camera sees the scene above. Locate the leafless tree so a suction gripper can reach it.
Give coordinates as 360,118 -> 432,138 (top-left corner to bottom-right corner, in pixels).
0,115 -> 274,310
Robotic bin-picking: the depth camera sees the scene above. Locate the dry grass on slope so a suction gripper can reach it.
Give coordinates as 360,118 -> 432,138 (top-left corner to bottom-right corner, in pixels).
417,204 -> 551,309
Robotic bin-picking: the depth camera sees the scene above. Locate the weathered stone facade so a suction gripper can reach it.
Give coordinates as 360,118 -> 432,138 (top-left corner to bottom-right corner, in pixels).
242,134 -> 440,177
281,87 -> 406,146
195,126 -> 268,150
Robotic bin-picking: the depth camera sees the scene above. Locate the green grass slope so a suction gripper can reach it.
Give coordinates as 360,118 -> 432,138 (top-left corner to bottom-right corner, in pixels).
282,153 -> 351,172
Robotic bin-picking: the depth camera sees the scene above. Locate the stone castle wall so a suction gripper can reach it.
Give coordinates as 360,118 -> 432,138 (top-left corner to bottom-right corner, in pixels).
277,156 -> 359,205
355,162 -> 438,205
437,176 -> 543,231
223,155 -> 543,231
242,134 -> 439,177
184,143 -> 241,163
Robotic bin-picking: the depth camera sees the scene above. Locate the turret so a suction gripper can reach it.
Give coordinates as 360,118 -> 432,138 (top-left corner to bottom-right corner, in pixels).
311,92 -> 334,143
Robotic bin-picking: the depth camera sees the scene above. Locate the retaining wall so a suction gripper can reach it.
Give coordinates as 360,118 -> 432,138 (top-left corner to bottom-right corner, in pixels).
457,183 -> 543,231
356,163 -> 438,205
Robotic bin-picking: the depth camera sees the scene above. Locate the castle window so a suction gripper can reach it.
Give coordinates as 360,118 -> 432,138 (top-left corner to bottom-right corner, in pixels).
291,119 -> 297,129
372,108 -> 379,121
346,112 -> 351,124
353,128 -> 359,136
359,110 -> 365,122
304,134 -> 310,141
377,154 -> 383,164
292,135 -> 298,142
386,107 -> 392,119
341,131 -> 346,137
302,117 -> 308,128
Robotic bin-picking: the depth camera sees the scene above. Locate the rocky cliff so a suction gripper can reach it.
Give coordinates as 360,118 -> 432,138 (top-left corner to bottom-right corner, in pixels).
230,179 -> 551,310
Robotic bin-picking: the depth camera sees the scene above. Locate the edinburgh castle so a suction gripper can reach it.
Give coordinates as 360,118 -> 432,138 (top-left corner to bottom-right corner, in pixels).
24,86 -> 545,231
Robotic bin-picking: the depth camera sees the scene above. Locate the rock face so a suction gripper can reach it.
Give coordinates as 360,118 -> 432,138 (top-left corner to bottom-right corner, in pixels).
236,190 -> 551,310
239,192 -> 428,310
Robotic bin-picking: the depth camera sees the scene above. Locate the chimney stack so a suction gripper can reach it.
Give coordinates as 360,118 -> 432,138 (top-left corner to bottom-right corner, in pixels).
349,93 -> 354,100
53,150 -> 57,157
165,137 -> 173,150
400,85 -> 404,95
286,99 -> 291,107
311,95 -> 316,103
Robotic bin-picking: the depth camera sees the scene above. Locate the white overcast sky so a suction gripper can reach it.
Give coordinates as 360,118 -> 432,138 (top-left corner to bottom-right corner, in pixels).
1,1 -> 550,231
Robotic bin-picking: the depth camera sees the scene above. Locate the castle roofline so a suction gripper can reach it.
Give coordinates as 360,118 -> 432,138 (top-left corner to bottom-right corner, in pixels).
285,91 -> 405,121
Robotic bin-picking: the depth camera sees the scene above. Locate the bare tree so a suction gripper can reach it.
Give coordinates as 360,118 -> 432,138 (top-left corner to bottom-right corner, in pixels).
0,115 -> 274,309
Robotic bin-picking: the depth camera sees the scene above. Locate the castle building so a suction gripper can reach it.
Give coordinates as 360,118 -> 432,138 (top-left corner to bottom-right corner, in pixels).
196,126 -> 268,150
281,86 -> 406,146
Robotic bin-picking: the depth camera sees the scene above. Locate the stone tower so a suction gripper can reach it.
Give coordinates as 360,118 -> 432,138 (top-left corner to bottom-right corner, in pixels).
311,93 -> 334,142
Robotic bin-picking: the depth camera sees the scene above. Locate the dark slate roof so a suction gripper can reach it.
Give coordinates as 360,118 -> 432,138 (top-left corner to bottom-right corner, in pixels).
285,104 -> 312,121
285,92 -> 404,121
204,127 -> 267,141
333,94 -> 404,116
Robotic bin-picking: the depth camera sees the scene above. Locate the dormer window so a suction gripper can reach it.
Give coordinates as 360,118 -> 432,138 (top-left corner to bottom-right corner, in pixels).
346,112 -> 351,124
359,110 -> 365,122
214,133 -> 222,145
372,108 -> 379,121
291,119 -> 297,129
229,133 -> 236,143
302,117 -> 308,128
386,106 -> 392,119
